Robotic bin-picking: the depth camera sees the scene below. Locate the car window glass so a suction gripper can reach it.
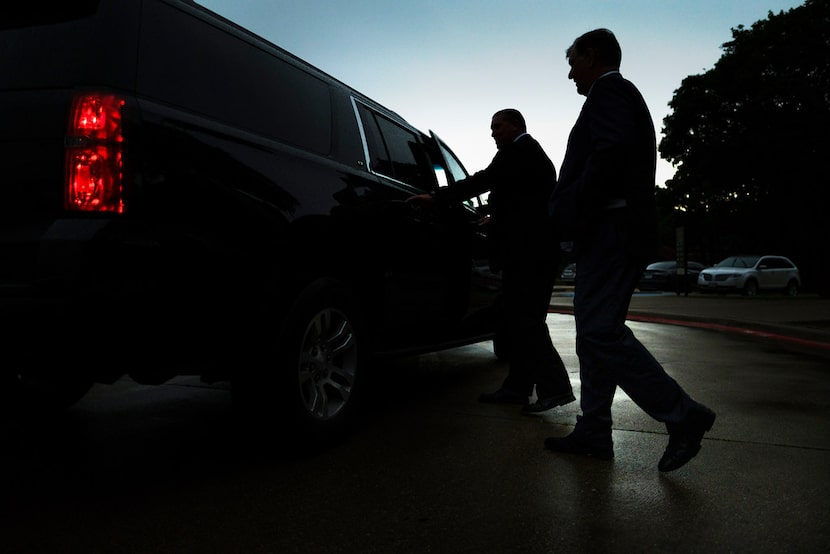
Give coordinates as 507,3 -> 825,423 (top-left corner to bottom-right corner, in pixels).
357,106 -> 391,176
423,144 -> 452,191
375,116 -> 432,189
430,131 -> 480,206
433,135 -> 468,185
356,103 -> 434,190
734,255 -> 759,268
139,5 -> 332,154
1,2 -> 99,29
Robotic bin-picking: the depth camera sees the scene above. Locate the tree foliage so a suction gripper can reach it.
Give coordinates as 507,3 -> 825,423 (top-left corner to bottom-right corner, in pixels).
658,0 -> 830,292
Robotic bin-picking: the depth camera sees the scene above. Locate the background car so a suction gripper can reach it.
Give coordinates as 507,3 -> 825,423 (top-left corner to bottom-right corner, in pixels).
638,260 -> 707,293
559,263 -> 576,285
697,255 -> 800,296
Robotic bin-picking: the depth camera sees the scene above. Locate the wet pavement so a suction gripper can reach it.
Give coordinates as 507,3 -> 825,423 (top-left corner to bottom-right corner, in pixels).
2,291 -> 829,553
542,289 -> 830,553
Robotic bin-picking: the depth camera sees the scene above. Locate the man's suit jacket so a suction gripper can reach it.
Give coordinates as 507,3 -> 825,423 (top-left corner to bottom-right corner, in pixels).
435,134 -> 558,271
550,72 -> 659,260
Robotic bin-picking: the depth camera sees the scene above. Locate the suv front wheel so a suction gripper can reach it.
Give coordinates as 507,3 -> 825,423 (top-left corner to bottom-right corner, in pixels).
743,279 -> 759,296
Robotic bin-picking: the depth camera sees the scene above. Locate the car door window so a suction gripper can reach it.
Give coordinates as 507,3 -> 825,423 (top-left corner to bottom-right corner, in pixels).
356,103 -> 434,191
358,106 -> 392,177
430,130 -> 486,207
430,131 -> 468,186
380,118 -> 433,189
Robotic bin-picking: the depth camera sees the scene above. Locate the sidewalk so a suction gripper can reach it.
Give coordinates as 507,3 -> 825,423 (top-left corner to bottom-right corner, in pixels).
550,288 -> 830,352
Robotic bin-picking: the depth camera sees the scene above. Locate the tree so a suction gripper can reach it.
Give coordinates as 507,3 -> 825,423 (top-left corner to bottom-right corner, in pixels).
659,0 -> 830,293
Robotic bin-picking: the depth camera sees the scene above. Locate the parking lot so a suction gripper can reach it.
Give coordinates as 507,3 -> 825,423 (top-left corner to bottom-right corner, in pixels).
2,294 -> 829,553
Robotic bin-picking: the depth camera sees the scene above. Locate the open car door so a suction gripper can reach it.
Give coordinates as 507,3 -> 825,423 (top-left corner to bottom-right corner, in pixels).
429,130 -> 501,332
430,131 -> 488,209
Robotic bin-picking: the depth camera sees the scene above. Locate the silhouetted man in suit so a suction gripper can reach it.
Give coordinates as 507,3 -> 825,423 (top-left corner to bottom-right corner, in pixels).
409,109 -> 574,414
546,29 -> 715,471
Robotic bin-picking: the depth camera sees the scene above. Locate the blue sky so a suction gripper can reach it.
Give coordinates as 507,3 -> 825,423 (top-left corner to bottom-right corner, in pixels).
197,1 -> 804,186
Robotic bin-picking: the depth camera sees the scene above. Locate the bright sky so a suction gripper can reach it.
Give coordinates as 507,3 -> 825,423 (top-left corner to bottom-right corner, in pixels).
197,0 -> 803,186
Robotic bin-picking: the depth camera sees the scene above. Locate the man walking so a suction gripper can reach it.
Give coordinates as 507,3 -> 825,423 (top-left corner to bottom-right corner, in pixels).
410,109 -> 574,414
547,29 -> 715,471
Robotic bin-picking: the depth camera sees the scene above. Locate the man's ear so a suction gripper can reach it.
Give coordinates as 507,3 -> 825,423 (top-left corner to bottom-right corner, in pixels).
584,48 -> 597,67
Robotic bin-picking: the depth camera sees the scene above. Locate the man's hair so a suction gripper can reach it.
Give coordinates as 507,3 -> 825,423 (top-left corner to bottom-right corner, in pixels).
567,28 -> 622,67
493,108 -> 526,131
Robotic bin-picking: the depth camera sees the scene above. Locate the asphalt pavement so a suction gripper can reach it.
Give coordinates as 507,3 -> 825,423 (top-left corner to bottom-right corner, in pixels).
545,289 -> 830,553
3,289 -> 829,553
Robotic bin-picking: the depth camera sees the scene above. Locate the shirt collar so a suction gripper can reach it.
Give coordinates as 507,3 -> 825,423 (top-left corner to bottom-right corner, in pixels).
588,70 -> 621,96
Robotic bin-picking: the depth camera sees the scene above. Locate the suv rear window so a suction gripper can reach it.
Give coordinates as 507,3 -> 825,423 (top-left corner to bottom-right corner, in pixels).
763,257 -> 793,269
138,1 -> 332,154
1,1 -> 100,29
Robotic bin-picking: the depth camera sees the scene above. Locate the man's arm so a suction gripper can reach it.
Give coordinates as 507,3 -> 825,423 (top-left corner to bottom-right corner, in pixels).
407,151 -> 503,206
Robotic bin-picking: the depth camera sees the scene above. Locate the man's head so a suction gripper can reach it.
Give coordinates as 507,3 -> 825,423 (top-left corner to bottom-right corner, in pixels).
566,28 -> 622,96
490,108 -> 526,149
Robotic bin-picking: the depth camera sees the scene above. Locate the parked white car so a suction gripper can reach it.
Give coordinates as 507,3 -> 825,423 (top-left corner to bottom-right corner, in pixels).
697,255 -> 800,296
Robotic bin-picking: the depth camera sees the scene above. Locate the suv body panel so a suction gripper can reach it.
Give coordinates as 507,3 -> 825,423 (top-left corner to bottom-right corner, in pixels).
0,0 -> 499,388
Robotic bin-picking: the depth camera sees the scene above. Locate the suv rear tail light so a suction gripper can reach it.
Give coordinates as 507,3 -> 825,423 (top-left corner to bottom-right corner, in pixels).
65,92 -> 126,213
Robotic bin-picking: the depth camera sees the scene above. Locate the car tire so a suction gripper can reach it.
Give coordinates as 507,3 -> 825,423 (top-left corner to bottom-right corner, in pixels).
233,278 -> 366,444
743,279 -> 759,296
785,279 -> 799,297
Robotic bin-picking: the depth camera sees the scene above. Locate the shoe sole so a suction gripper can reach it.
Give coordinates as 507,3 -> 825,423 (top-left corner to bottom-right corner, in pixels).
658,409 -> 717,472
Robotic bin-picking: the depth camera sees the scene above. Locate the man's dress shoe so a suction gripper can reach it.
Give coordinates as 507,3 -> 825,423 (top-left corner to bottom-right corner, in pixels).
544,432 -> 614,460
658,404 -> 717,472
478,388 -> 528,405
521,392 -> 576,414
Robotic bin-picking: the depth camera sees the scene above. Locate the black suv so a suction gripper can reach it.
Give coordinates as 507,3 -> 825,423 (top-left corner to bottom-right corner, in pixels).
0,0 -> 500,438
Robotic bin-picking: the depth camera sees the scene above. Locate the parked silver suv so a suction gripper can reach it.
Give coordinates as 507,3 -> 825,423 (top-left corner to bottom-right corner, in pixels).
697,255 -> 800,296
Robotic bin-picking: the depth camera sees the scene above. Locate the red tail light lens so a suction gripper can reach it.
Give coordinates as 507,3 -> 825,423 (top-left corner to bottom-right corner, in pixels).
65,93 -> 126,213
